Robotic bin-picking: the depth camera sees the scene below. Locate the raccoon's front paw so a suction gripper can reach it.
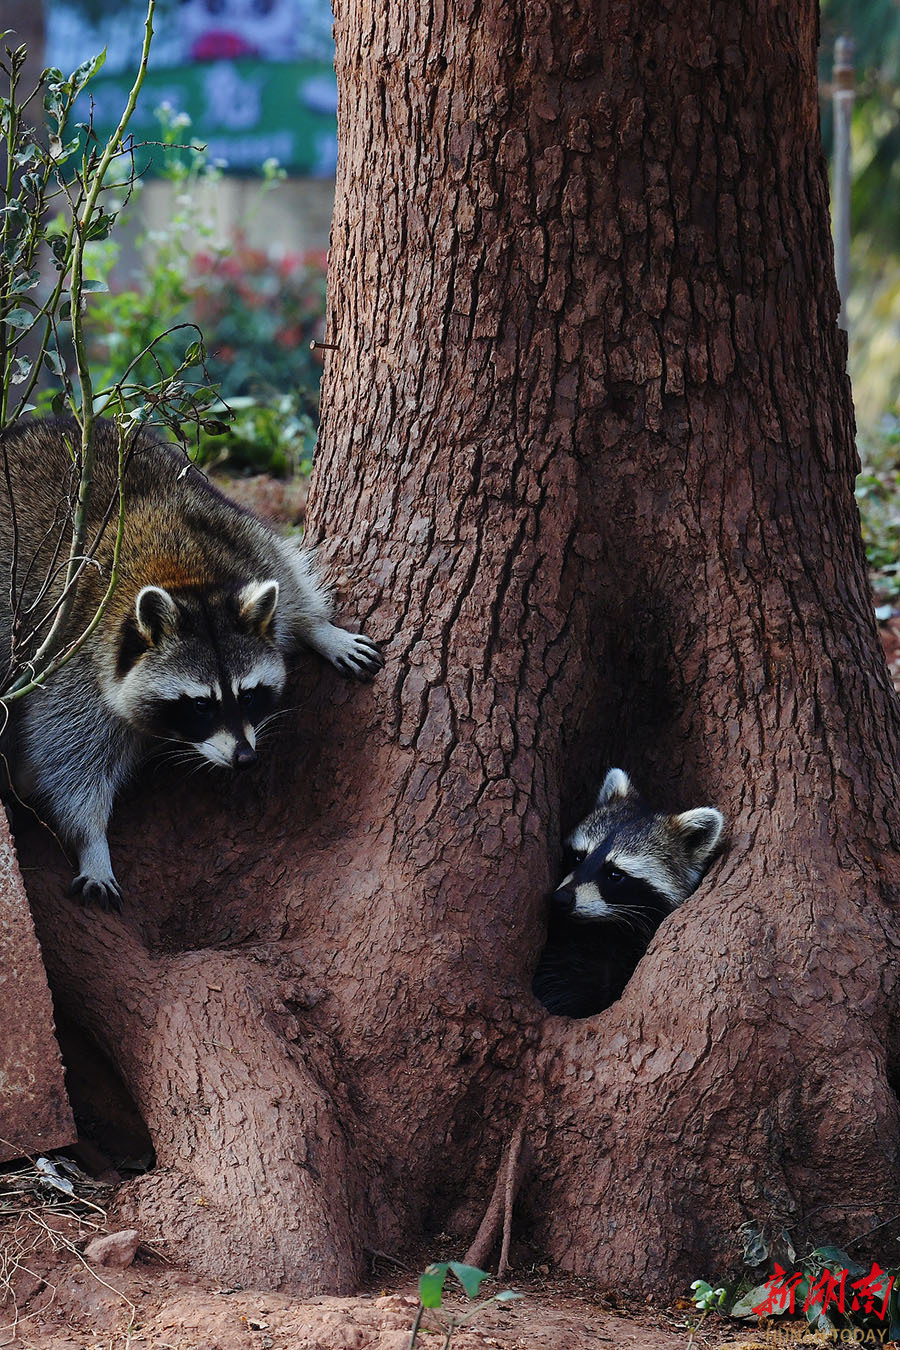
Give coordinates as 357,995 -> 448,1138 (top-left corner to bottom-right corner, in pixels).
333,632 -> 385,681
314,623 -> 385,681
69,872 -> 123,913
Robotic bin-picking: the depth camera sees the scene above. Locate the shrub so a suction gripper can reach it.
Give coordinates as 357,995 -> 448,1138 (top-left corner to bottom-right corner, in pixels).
191,243 -> 327,413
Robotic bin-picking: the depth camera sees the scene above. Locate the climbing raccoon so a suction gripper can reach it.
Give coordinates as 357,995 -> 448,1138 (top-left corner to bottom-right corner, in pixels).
532,768 -> 724,1018
0,418 -> 384,910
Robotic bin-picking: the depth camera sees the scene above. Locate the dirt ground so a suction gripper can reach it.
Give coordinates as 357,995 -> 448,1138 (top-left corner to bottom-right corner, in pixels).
0,1202 -> 760,1350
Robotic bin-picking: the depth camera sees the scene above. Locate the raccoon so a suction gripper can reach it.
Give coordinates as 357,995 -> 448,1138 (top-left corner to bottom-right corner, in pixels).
0,418 -> 384,910
532,768 -> 724,1018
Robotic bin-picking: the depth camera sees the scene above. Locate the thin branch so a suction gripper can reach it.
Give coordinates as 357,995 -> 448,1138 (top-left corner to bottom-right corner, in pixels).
4,422 -> 130,702
406,1303 -> 425,1350
18,0 -> 155,682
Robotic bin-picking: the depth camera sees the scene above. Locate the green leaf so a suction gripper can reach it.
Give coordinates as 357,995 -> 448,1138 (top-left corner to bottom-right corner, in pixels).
4,307 -> 32,328
730,1282 -> 781,1320
51,135 -> 82,167
808,1246 -> 866,1278
80,279 -> 108,293
43,350 -> 65,376
792,1274 -> 810,1312
741,1222 -> 770,1268
14,142 -> 39,168
419,1264 -> 449,1309
85,211 -> 115,242
11,355 -> 32,384
887,1284 -> 900,1342
69,49 -> 106,96
10,269 -> 40,294
42,68 -> 66,119
449,1263 -> 491,1299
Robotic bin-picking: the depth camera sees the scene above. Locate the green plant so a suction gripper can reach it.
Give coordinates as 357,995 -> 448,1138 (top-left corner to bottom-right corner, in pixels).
689,1279 -> 727,1312
77,110 -> 323,475
407,1261 -> 522,1350
692,1227 -> 900,1342
685,1278 -> 729,1348
79,100 -> 225,396
192,394 -> 314,477
190,241 -> 327,407
856,416 -> 900,609
0,3 -> 227,707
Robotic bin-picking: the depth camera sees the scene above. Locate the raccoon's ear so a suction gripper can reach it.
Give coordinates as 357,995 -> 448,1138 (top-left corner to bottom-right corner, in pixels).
135,585 -> 179,646
238,579 -> 279,636
596,768 -> 635,807
670,807 -> 725,868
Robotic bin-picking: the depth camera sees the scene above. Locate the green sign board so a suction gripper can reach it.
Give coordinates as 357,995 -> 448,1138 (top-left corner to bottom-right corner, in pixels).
47,1 -> 338,176
85,60 -> 338,176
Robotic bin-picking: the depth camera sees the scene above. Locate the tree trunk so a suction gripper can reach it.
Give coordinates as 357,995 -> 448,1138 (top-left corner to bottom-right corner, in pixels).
19,0 -> 900,1296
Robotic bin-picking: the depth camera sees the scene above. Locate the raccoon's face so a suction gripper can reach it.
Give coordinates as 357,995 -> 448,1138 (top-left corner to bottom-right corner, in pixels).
109,579 -> 287,769
552,768 -> 724,923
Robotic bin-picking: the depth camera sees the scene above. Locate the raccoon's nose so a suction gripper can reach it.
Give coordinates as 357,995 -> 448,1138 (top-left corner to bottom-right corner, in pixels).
550,885 -> 576,914
233,743 -> 258,770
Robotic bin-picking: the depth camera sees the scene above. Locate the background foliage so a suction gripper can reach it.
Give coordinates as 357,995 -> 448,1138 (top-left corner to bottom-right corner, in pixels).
76,108 -> 324,475
820,1 -> 900,605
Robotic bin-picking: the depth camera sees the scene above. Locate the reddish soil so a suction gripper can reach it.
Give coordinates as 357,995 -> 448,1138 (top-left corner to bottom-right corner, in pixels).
0,1209 -> 752,1350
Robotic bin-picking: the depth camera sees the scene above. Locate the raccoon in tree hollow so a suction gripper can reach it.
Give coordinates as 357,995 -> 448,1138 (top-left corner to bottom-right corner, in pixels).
0,418 -> 384,910
532,769 -> 724,1018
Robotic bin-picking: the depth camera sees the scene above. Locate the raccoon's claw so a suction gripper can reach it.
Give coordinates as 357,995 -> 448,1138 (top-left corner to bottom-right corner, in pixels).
69,873 -> 123,913
335,640 -> 384,680
326,630 -> 385,681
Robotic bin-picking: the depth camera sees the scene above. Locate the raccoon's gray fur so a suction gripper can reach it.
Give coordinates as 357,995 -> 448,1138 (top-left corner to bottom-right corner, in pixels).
532,769 -> 724,1017
0,418 -> 384,910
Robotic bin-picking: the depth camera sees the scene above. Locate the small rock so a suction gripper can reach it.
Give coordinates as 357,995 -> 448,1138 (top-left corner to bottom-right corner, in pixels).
83,1228 -> 141,1268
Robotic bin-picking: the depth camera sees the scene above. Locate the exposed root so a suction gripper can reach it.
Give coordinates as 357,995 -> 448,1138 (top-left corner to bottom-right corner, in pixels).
464,1113 -> 529,1276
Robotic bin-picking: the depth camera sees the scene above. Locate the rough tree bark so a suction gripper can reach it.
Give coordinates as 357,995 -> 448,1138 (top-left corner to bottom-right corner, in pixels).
16,0 -> 900,1298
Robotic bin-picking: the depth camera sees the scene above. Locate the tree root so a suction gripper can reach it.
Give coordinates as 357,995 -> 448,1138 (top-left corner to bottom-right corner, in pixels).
463,1112 -> 529,1276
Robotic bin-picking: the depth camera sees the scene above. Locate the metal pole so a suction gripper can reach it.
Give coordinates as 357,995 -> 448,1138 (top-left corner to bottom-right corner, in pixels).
832,35 -> 855,332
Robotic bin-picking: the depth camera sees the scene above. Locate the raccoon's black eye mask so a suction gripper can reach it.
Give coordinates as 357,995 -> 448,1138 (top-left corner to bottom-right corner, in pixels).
235,685 -> 274,722
148,695 -> 220,741
146,684 -> 277,741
